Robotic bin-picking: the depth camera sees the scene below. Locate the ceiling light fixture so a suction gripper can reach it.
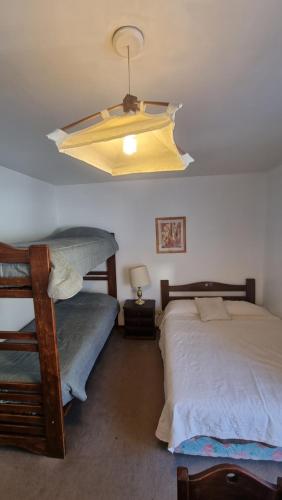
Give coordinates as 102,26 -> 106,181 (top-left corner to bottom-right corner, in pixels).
47,26 -> 194,176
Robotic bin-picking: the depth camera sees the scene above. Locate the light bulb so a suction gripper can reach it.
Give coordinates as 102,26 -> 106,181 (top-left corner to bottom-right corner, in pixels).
123,135 -> 137,155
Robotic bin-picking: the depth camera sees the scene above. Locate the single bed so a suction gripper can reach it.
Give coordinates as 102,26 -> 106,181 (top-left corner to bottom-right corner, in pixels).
0,227 -> 119,457
156,279 -> 282,461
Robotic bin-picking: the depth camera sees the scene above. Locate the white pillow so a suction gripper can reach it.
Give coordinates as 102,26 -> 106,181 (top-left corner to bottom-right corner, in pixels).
163,300 -> 199,319
195,297 -> 231,322
225,300 -> 273,317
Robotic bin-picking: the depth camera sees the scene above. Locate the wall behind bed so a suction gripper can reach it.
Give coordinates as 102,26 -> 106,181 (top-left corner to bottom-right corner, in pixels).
264,164 -> 282,317
56,172 -> 267,321
0,165 -> 57,329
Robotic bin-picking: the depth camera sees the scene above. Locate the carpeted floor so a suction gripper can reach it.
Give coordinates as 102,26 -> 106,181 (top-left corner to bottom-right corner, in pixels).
1,329 -> 282,499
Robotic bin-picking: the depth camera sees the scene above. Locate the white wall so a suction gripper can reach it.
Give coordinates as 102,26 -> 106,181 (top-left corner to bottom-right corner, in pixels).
264,165 -> 282,317
0,166 -> 270,327
0,165 -> 57,329
56,173 -> 267,319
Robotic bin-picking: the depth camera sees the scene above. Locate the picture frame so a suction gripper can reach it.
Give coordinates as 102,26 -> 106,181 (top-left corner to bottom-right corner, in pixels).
155,216 -> 186,253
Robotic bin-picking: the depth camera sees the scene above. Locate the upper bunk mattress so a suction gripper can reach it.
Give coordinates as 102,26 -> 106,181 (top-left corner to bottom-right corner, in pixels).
0,227 -> 118,299
0,292 -> 119,406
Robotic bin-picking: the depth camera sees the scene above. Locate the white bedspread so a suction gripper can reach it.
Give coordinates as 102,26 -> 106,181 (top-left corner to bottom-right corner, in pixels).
156,313 -> 282,451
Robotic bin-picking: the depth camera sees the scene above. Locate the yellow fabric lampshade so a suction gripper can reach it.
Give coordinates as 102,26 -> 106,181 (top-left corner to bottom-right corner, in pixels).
47,104 -> 194,176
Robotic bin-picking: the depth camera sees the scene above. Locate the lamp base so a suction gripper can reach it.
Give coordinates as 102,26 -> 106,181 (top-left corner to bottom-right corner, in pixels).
135,298 -> 145,306
135,286 -> 145,305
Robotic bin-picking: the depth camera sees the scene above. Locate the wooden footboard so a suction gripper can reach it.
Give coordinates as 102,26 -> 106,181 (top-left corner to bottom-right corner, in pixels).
0,243 -> 65,458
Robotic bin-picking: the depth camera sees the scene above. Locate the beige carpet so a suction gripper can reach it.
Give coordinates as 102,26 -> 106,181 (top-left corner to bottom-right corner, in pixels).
0,329 -> 282,499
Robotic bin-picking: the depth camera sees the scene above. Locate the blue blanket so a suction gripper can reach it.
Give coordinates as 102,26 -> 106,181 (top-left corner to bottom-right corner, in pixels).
0,292 -> 119,405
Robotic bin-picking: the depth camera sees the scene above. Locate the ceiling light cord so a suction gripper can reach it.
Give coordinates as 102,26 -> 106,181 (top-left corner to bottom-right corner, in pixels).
127,45 -> 131,95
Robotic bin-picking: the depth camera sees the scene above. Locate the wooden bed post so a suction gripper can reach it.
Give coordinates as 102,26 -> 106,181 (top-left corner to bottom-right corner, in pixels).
106,254 -> 117,299
177,467 -> 189,500
106,254 -> 118,326
82,250 -> 118,326
29,245 -> 65,458
246,278 -> 255,304
161,280 -> 169,310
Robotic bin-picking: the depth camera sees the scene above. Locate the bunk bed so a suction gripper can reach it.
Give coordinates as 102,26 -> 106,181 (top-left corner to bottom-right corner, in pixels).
0,227 -> 119,458
156,279 -> 282,461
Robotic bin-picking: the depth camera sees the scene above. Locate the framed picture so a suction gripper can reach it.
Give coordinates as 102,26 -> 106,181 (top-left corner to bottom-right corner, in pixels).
155,216 -> 186,253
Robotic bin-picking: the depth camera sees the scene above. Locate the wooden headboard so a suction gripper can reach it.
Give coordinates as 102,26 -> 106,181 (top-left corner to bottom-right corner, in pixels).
161,278 -> 255,310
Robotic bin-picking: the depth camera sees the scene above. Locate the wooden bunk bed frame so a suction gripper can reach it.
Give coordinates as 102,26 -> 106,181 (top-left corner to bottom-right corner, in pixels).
161,278 -> 255,310
0,241 -> 117,458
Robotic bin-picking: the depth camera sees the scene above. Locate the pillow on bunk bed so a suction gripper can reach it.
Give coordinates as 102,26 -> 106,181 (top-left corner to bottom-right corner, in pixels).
195,297 -> 231,322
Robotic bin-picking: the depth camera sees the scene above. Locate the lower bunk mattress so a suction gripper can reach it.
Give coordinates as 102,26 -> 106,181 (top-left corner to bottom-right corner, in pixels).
0,292 -> 119,405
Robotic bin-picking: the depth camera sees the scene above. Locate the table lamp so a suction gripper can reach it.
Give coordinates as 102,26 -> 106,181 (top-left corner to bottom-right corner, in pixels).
130,265 -> 150,305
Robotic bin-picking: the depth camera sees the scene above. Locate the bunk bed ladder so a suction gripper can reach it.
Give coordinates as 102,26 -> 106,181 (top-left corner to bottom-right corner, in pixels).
0,243 -> 65,458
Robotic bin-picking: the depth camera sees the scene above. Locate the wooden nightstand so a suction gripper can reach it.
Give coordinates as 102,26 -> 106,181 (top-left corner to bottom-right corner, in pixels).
123,299 -> 156,339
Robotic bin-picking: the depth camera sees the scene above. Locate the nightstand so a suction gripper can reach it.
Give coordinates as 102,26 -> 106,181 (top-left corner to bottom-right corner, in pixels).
123,299 -> 156,339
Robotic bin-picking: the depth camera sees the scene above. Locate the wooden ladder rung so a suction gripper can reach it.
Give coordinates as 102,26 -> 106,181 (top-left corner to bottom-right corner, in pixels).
0,403 -> 43,415
0,332 -> 36,340
0,343 -> 38,352
0,393 -> 42,403
0,413 -> 44,425
0,382 -> 41,392
0,289 -> 33,298
0,423 -> 44,437
0,277 -> 32,287
0,243 -> 29,263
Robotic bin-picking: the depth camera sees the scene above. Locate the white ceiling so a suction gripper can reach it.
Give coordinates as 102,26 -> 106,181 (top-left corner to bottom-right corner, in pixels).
1,0 -> 282,185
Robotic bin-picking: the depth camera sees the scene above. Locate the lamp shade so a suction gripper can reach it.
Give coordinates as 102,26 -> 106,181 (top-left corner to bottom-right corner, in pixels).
47,104 -> 194,176
130,266 -> 150,289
